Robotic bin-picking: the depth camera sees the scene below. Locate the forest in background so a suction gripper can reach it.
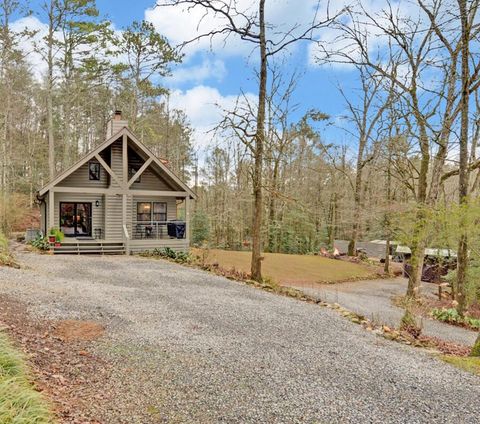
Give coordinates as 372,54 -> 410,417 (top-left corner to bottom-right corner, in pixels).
0,0 -> 193,233
1,0 -> 480,322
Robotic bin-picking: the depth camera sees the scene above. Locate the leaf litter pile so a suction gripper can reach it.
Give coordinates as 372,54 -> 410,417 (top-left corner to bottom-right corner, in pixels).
0,295 -> 118,423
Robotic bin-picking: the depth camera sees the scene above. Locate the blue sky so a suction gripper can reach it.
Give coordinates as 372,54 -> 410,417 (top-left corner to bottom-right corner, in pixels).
18,0 -> 365,150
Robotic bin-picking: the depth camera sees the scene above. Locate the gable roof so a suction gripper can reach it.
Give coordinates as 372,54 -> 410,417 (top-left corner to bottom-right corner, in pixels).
38,127 -> 197,199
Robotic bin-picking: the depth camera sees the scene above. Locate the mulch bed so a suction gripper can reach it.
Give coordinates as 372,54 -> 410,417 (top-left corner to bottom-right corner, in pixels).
0,295 -> 115,423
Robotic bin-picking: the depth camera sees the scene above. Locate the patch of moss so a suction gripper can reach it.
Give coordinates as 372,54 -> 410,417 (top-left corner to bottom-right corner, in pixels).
441,355 -> 480,376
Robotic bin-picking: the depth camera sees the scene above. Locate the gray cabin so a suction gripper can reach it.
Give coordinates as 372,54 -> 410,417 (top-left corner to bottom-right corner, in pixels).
37,111 -> 196,254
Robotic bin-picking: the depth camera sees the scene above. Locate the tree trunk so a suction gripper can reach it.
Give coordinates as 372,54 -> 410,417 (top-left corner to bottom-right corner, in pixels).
250,0 -> 266,281
406,209 -> 426,299
384,239 -> 390,274
348,128 -> 367,257
406,107 -> 430,298
456,0 -> 470,316
47,2 -> 55,180
348,161 -> 363,256
267,159 -> 279,253
327,192 -> 337,249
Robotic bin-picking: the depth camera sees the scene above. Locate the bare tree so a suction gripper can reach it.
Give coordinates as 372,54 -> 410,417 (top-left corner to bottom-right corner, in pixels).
338,66 -> 393,256
317,0 -> 480,299
158,0 -> 344,280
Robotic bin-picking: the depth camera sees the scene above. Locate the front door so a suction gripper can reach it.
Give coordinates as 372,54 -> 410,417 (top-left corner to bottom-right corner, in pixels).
60,202 -> 92,237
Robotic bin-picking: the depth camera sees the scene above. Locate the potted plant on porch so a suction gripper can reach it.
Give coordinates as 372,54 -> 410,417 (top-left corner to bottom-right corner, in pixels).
49,228 -> 64,247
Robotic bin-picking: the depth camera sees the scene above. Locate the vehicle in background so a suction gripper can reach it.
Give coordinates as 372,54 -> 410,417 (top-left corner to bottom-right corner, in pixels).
398,246 -> 457,283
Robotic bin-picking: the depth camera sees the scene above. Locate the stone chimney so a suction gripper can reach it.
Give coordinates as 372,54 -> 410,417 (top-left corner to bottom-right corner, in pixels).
106,110 -> 128,137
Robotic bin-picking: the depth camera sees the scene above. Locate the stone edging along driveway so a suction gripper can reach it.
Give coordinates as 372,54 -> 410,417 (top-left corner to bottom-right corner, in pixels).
290,277 -> 478,347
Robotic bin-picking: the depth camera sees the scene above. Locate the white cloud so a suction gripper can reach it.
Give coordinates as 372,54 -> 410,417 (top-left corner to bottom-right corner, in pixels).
11,16 -> 49,80
170,58 -> 227,85
169,85 -> 256,149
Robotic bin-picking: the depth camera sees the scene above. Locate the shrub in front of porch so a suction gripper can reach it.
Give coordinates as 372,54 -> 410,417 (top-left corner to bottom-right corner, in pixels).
29,235 -> 50,252
140,247 -> 191,264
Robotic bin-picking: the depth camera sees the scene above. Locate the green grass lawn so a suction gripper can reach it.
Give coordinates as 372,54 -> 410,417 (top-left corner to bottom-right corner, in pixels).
194,249 -> 377,285
0,331 -> 53,423
441,355 -> 480,376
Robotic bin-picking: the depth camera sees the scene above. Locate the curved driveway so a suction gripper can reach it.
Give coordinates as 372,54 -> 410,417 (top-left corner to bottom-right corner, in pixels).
1,252 -> 479,423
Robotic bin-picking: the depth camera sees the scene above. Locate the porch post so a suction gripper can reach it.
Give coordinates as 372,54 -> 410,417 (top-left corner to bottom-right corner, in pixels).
122,193 -> 130,255
185,195 -> 190,247
122,132 -> 130,255
122,134 -> 128,188
48,190 -> 55,231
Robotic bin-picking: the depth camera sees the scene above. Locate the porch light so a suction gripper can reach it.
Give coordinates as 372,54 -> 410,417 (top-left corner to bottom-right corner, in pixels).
95,200 -> 100,207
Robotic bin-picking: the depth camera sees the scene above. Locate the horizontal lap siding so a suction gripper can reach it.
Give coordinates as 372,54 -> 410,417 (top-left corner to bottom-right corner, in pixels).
104,139 -> 127,241
57,151 -> 109,188
104,195 -> 121,240
110,140 -> 123,189
130,167 -> 173,191
129,150 -> 177,190
105,194 -> 133,241
45,135 -> 189,249
129,239 -> 188,253
53,193 -> 104,235
132,196 -> 177,221
130,196 -> 184,253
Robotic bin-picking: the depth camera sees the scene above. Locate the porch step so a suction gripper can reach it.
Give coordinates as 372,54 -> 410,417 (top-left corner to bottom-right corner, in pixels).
51,241 -> 125,255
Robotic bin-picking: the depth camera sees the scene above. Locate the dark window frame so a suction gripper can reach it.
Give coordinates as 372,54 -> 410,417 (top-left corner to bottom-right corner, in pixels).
136,201 -> 167,222
153,202 -> 167,222
88,161 -> 101,181
59,202 -> 92,237
137,202 -> 152,222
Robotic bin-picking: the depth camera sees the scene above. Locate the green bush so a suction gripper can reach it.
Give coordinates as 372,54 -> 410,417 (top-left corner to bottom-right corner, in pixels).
29,236 -> 50,251
191,210 -> 210,246
431,308 -> 480,329
147,247 -> 191,264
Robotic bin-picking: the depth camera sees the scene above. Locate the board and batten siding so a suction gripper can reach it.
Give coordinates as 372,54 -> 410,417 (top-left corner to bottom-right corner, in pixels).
48,193 -> 104,235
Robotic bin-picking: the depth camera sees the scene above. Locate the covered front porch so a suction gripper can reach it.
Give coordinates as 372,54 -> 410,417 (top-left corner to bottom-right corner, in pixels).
44,188 -> 191,254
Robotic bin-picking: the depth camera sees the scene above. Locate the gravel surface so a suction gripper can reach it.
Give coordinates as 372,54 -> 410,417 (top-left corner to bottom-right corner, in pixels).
1,251 -> 480,423
296,278 -> 478,346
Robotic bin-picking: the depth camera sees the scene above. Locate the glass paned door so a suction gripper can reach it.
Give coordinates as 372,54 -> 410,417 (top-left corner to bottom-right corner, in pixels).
60,202 -> 92,237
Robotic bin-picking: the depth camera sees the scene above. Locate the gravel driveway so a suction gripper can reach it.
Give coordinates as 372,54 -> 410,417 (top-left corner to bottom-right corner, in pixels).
1,251 -> 479,423
296,278 -> 478,346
